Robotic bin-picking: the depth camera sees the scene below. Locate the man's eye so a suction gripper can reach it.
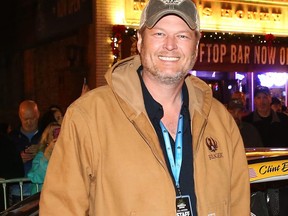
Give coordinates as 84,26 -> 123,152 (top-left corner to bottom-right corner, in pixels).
154,32 -> 164,36
178,35 -> 188,39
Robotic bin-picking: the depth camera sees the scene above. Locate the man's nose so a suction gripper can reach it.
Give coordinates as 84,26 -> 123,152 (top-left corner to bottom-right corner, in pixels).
163,36 -> 177,50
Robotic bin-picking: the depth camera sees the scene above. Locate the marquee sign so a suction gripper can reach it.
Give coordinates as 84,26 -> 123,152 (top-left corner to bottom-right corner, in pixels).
197,0 -> 288,35
194,43 -> 288,72
126,0 -> 288,35
114,25 -> 288,72
194,33 -> 288,72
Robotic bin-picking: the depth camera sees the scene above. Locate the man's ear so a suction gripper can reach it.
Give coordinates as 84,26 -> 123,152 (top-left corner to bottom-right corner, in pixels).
137,32 -> 142,53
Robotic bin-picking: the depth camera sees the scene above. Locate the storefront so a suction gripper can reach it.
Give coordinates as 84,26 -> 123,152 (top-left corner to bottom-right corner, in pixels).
193,31 -> 288,110
185,0 -> 288,110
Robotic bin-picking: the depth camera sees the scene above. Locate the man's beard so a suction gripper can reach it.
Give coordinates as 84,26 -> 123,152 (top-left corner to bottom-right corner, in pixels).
147,66 -> 188,85
141,55 -> 193,85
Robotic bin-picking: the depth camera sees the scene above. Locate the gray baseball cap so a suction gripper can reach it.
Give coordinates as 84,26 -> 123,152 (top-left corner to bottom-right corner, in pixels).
139,0 -> 200,31
254,86 -> 271,97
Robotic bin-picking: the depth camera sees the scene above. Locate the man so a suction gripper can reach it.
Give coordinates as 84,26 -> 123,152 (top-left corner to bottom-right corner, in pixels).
40,0 -> 250,215
243,86 -> 288,216
231,91 -> 249,117
227,98 -> 263,148
8,100 -> 41,203
242,86 -> 288,148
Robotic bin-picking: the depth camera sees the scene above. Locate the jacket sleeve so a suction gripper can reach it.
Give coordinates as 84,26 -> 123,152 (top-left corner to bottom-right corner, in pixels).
27,152 -> 48,183
39,104 -> 96,216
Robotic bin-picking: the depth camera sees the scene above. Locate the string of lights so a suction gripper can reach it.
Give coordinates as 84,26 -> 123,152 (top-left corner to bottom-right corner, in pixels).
110,25 -> 288,64
110,25 -> 137,65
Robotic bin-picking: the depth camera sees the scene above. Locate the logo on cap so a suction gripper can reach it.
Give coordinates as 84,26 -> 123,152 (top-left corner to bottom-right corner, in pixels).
140,0 -> 200,31
160,0 -> 185,5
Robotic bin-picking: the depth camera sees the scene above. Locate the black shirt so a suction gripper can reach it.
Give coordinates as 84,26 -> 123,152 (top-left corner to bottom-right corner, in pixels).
242,110 -> 288,148
137,67 -> 197,216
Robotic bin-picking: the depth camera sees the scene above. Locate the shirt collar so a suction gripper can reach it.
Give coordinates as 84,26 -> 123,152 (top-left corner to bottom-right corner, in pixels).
253,109 -> 280,123
137,66 -> 189,122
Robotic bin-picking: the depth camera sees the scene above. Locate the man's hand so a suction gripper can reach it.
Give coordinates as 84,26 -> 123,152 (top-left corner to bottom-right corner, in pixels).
21,144 -> 39,163
44,139 -> 56,160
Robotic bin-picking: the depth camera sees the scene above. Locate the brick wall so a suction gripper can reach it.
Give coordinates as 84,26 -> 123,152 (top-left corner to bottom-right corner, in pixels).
0,0 -> 131,127
95,0 -> 125,87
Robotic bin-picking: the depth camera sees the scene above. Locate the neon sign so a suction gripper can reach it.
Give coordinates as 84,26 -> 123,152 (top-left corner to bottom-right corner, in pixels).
258,72 -> 288,87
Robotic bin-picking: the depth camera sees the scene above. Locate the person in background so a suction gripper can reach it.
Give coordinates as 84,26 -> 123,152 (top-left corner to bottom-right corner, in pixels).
242,85 -> 288,216
39,105 -> 63,133
28,122 -> 61,194
48,105 -> 64,125
227,98 -> 263,148
40,0 -> 250,215
39,79 -> 89,133
270,96 -> 282,113
242,86 -> 288,148
8,100 -> 42,204
130,37 -> 139,56
231,90 -> 249,116
0,121 -> 23,178
0,123 -> 24,211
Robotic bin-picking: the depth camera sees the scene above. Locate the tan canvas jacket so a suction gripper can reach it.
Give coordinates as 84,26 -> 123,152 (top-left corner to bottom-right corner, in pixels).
39,55 -> 250,216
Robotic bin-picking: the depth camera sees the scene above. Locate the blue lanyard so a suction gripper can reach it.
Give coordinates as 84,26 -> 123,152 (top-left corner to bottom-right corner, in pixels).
159,114 -> 183,188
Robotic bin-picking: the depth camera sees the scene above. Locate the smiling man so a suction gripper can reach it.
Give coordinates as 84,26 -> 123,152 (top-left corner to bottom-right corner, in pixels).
40,0 -> 250,215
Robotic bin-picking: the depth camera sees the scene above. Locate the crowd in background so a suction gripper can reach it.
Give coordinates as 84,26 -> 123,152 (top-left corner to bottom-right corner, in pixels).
227,86 -> 288,216
0,82 -> 89,211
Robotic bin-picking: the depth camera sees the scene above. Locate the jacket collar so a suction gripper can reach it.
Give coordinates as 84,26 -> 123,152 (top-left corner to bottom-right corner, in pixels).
105,55 -> 213,154
105,55 -> 212,120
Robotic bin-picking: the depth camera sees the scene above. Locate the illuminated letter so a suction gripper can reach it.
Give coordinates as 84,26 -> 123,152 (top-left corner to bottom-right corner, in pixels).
206,44 -> 212,63
221,9 -> 233,18
247,11 -> 257,20
236,10 -> 244,19
231,45 -> 237,63
261,46 -> 267,64
279,47 -> 286,65
244,46 -> 250,64
203,7 -> 212,16
213,44 -> 219,63
199,43 -> 205,63
220,44 -> 227,63
254,46 -> 261,64
237,45 -> 244,63
267,47 -> 276,64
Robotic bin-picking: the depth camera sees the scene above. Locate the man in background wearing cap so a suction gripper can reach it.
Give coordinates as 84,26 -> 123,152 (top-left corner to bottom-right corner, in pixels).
40,0 -> 250,215
227,98 -> 263,148
243,87 -> 288,215
243,85 -> 288,148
